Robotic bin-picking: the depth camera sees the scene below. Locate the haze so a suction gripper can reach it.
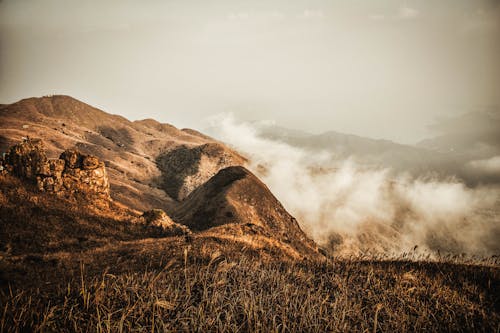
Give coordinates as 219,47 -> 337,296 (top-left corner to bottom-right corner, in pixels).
1,0 -> 499,144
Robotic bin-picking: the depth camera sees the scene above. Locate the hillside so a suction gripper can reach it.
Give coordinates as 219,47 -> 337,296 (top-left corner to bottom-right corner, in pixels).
0,133 -> 326,294
0,97 -> 326,288
0,95 -> 246,212
172,166 -> 320,259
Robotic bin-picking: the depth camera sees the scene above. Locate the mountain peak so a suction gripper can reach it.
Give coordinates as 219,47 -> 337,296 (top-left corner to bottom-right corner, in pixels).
172,165 -> 322,259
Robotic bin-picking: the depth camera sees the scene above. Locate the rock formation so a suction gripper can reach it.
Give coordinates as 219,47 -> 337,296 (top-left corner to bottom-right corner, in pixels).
142,209 -> 191,237
3,137 -> 48,179
3,138 -> 110,200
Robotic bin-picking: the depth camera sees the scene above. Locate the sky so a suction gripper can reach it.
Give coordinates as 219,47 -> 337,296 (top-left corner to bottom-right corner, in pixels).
1,0 -> 499,144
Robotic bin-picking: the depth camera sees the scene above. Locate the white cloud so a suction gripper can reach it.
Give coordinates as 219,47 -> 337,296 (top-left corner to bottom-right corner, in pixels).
207,115 -> 500,256
466,156 -> 500,176
397,6 -> 419,19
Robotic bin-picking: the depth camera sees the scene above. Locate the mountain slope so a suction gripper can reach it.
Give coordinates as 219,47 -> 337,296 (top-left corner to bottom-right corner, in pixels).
0,95 -> 246,211
0,96 -> 324,262
173,166 -> 321,259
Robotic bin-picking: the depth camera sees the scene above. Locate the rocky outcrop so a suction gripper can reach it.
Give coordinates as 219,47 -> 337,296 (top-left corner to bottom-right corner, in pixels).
142,209 -> 191,237
2,138 -> 110,200
3,138 -> 47,179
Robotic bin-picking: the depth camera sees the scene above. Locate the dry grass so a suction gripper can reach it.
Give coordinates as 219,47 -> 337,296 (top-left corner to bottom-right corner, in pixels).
1,252 -> 498,333
0,175 -> 159,256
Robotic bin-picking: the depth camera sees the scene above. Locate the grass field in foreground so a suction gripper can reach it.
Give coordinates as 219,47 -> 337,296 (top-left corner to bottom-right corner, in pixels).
2,252 -> 498,333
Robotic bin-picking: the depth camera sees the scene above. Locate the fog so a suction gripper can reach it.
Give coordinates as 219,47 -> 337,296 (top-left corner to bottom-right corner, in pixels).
207,115 -> 500,256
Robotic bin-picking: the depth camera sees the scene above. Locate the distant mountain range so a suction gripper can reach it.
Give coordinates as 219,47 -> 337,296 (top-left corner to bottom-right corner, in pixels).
254,121 -> 500,185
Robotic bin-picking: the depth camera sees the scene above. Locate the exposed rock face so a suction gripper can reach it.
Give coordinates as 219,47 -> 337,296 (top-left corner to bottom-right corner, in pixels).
142,209 -> 191,237
4,138 -> 110,200
55,149 -> 110,199
157,143 -> 246,201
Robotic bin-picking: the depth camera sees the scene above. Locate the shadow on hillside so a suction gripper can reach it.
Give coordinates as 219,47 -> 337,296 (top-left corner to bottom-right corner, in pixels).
97,126 -> 135,150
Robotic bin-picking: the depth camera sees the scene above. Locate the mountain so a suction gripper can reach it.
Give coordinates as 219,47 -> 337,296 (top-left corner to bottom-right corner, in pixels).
415,110 -> 500,184
416,109 -> 500,156
0,95 -> 323,264
172,166 -> 320,259
0,95 -> 246,212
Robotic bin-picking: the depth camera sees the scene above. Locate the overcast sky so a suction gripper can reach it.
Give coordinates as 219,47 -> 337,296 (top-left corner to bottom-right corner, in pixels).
1,0 -> 499,144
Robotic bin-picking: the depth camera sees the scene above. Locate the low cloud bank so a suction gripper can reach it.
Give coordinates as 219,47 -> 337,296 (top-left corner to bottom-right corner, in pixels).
207,115 -> 500,256
464,156 -> 500,184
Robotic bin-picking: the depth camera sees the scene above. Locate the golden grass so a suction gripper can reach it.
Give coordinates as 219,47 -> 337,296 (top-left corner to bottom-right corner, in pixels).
1,252 -> 498,332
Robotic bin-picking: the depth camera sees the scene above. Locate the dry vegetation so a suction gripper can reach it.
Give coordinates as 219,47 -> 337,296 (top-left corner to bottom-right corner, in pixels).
0,175 -> 157,256
1,253 -> 499,332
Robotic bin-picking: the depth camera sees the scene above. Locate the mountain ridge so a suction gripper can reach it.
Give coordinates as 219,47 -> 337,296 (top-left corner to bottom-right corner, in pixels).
0,95 -> 246,212
0,95 -> 323,263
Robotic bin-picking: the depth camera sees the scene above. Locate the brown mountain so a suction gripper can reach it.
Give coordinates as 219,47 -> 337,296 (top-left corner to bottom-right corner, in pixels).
0,95 -> 323,263
0,95 -> 246,212
0,97 -> 497,333
173,166 -> 320,259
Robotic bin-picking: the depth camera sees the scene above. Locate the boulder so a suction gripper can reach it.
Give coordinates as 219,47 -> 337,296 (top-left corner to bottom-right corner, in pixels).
142,209 -> 191,236
6,138 -> 47,179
